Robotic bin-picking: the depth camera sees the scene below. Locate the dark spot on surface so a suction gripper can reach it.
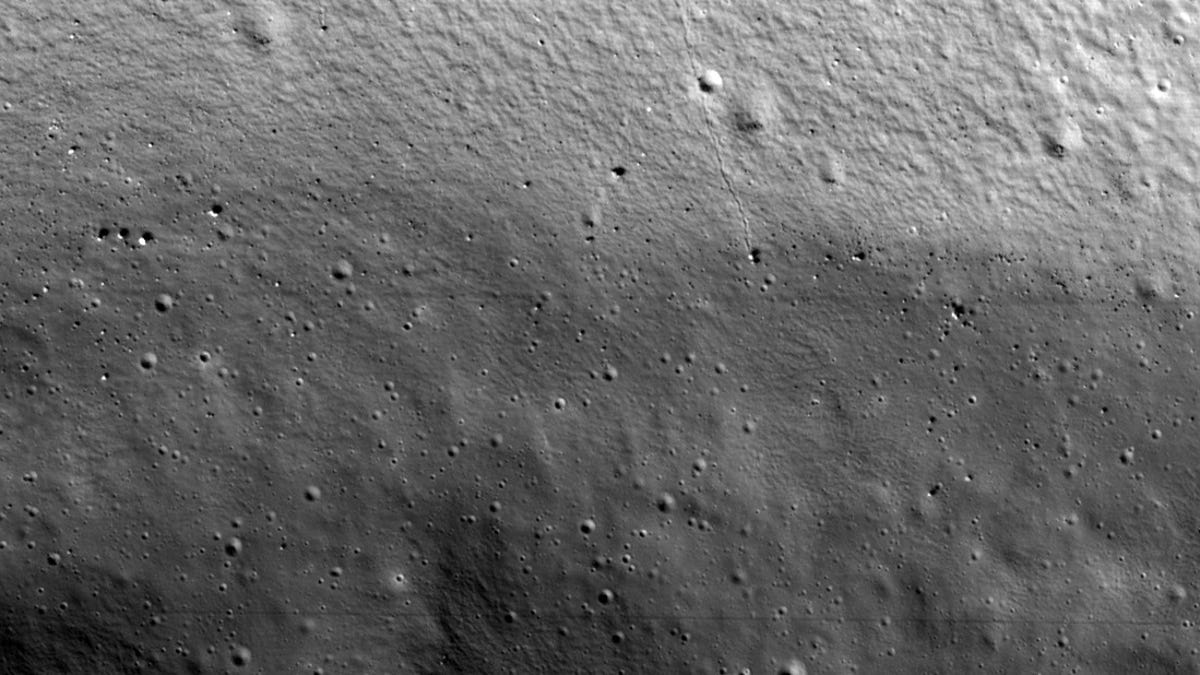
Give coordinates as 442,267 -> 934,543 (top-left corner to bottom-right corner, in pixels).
732,110 -> 763,133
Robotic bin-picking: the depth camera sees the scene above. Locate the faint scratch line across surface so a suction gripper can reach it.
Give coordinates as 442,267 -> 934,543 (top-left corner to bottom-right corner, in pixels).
676,0 -> 754,259
100,609 -> 1194,625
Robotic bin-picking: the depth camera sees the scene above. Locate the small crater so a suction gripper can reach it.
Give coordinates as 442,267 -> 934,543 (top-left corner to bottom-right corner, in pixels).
698,69 -> 723,93
331,259 -> 354,280
154,293 -> 174,313
656,493 -> 676,512
230,645 -> 252,668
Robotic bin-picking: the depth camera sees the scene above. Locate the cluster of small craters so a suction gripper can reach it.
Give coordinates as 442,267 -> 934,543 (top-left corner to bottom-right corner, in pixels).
230,645 -> 252,668
96,225 -> 155,247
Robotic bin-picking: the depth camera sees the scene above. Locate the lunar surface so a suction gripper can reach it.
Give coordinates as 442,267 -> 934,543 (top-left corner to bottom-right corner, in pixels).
2,1 -> 1200,673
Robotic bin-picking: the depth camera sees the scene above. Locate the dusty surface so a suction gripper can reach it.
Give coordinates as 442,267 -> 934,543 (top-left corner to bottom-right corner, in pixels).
2,0 -> 1200,673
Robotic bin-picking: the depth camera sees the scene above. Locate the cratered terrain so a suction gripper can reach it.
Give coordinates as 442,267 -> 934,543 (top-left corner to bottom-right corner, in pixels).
2,1 -> 1200,674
